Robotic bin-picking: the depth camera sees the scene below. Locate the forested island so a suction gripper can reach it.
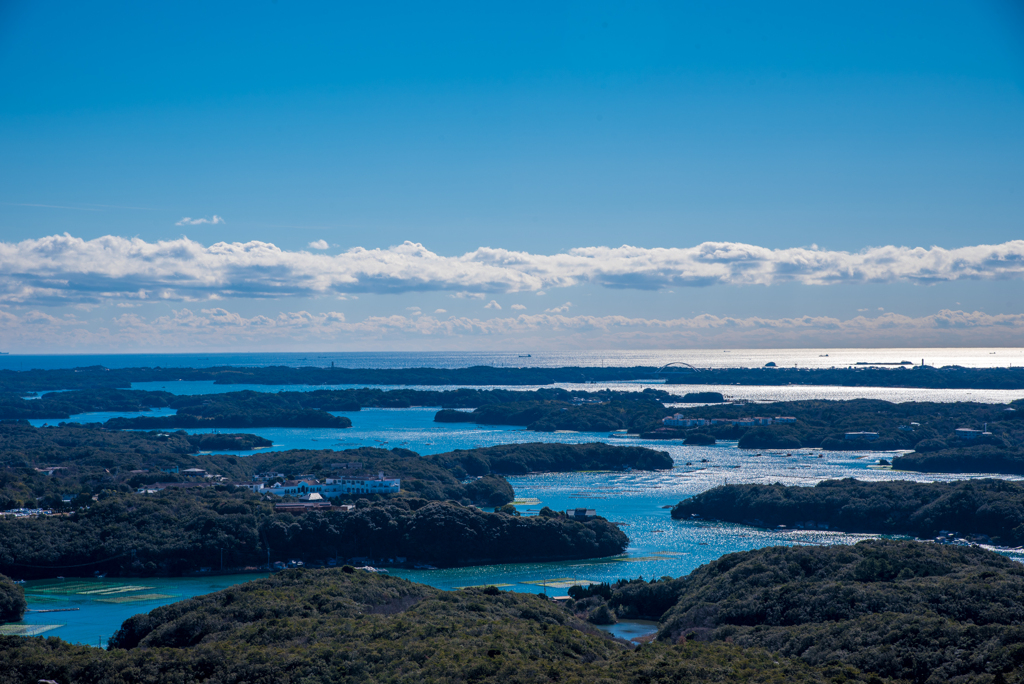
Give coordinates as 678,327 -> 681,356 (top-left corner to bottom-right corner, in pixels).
0,491 -> 627,579
569,540 -> 1024,683
4,362 -> 1024,393
670,478 -> 1024,545
5,541 -> 1023,682
0,422 -> 669,510
427,442 -> 672,475
0,567 -> 880,684
0,423 -> 679,576
654,397 -> 1023,454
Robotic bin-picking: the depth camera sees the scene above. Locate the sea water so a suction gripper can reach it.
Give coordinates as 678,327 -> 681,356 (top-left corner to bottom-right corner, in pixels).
14,409 -> 1024,646
3,347 -> 1023,371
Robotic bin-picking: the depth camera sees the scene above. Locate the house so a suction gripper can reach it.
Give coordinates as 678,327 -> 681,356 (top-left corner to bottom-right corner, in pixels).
662,414 -> 706,427
774,416 -> 797,424
955,428 -> 986,440
274,501 -> 333,514
230,482 -> 266,493
263,478 -> 322,497
734,418 -> 756,427
565,508 -> 597,520
322,472 -> 400,496
845,432 -> 879,441
181,468 -> 208,478
752,417 -> 773,426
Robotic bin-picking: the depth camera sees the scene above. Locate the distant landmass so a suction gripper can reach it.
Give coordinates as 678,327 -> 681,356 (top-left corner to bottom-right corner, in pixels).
3,363 -> 1024,392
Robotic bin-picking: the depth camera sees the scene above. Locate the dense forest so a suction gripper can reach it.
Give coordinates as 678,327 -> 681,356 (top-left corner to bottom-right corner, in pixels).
567,540 -> 1024,683
1,385 -> 683,422
0,568 -> 881,684
0,572 -> 25,622
0,491 -> 627,579
427,442 -> 673,476
435,394 -> 669,433
894,445 -> 1024,475
671,478 -> 1024,544
0,422 -> 669,509
4,362 -> 1024,393
656,397 -> 1024,452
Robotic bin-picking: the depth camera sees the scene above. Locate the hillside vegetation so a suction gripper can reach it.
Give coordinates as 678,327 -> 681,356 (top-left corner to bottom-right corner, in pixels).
0,568 -> 883,684
571,540 -> 1024,683
0,491 -> 627,579
671,478 -> 1024,545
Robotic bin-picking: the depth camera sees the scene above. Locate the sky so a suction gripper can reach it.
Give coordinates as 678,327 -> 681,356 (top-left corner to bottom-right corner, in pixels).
1,0 -> 1023,352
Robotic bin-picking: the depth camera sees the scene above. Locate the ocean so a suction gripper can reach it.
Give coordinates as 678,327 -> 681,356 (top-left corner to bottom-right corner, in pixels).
1,347 -> 1023,371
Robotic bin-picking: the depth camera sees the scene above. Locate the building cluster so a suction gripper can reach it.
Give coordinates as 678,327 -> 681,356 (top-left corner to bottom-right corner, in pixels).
662,414 -> 796,428
135,462 -> 401,500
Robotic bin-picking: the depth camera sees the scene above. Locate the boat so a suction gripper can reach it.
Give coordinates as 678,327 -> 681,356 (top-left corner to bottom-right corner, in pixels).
519,354 -> 531,358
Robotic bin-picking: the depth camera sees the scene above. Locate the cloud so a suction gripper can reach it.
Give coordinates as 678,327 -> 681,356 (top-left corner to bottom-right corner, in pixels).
434,308 -> 447,314
2,234 -> 1024,305
308,239 -> 330,250
511,304 -> 527,310
2,306 -> 1024,351
544,302 -> 572,314
484,300 -> 502,310
175,215 -> 225,226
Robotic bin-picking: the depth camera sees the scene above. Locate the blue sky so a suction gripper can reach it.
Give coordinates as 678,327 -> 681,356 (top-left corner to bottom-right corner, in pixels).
1,1 -> 1023,351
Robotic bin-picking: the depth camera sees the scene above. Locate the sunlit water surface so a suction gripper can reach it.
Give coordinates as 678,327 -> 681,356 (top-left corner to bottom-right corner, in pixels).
14,405 -> 1024,645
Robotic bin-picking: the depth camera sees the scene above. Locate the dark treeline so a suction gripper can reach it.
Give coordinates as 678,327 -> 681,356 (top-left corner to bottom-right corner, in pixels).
0,389 -> 174,419
427,442 -> 673,476
657,397 -> 1024,454
0,491 -> 627,579
671,478 -> 1024,545
0,572 -> 25,622
4,363 -> 1023,394
0,569 -> 879,684
435,393 -> 669,433
0,422 -> 667,510
0,365 -> 665,392
893,444 -> 1024,475
568,540 -> 1024,683
1,386 -> 683,422
0,423 -> 504,509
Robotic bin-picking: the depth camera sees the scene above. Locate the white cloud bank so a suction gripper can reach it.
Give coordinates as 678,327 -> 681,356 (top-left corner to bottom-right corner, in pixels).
2,234 -> 1024,305
1,306 -> 1023,352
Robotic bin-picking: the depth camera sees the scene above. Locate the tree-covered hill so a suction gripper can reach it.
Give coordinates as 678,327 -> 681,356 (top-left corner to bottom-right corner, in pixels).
0,568 -> 883,684
656,398 -> 1024,452
0,572 -> 25,623
670,478 -> 1024,545
427,442 -> 673,475
569,540 -> 1024,683
0,491 -> 627,579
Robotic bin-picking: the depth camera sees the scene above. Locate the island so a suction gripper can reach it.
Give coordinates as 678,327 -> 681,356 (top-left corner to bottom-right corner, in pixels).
0,491 -> 627,579
647,397 -> 1024,453
427,442 -> 673,475
569,539 -> 1024,683
669,478 -> 1024,545
4,362 -> 1024,393
0,568 -> 879,684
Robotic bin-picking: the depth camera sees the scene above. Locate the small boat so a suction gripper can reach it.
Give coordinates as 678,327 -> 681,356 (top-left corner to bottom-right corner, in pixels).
519,354 -> 531,358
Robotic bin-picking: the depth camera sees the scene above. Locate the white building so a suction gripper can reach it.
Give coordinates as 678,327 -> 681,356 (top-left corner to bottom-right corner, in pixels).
662,414 -> 706,427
